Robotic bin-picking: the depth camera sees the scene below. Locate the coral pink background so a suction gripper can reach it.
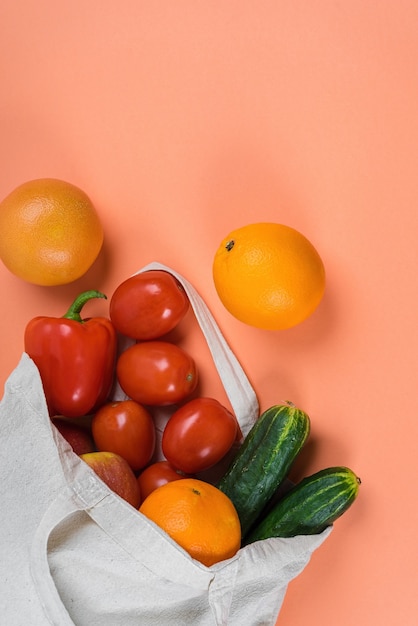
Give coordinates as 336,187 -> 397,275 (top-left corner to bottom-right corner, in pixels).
1,2 -> 417,624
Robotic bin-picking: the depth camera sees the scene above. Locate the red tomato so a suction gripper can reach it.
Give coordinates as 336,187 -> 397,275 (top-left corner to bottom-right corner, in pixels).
109,270 -> 189,340
116,341 -> 198,406
137,461 -> 189,500
91,400 -> 156,471
162,397 -> 238,474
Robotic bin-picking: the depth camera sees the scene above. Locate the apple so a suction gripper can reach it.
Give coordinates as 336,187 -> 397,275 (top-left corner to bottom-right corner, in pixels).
80,451 -> 141,508
53,417 -> 95,455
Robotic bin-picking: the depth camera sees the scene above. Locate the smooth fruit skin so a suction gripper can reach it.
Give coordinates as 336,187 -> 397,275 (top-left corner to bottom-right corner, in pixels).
116,341 -> 198,406
137,461 -> 189,500
162,397 -> 238,474
0,178 -> 103,286
109,270 -> 189,340
139,478 -> 241,567
52,417 -> 95,456
80,451 -> 141,508
92,400 -> 156,471
24,291 -> 117,418
213,222 -> 325,330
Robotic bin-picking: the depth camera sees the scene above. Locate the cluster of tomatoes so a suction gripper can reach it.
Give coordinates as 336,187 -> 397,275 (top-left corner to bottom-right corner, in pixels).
66,270 -> 239,501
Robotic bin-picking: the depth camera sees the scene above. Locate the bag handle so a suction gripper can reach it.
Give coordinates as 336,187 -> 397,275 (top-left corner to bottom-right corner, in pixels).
30,485 -> 93,626
113,262 -> 259,436
31,474 -> 218,625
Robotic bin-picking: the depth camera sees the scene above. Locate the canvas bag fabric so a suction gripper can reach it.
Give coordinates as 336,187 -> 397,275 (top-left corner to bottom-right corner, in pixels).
0,262 -> 331,626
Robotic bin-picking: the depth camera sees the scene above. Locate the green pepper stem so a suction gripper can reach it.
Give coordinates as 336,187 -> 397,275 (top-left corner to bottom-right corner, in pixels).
62,290 -> 107,322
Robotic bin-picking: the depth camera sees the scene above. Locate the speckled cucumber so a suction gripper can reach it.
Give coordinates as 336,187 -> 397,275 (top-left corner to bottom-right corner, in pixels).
217,403 -> 310,538
245,466 -> 361,544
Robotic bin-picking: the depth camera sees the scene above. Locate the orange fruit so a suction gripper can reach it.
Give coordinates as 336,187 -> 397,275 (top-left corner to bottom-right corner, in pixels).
212,222 -> 325,330
0,178 -> 103,286
139,478 -> 241,567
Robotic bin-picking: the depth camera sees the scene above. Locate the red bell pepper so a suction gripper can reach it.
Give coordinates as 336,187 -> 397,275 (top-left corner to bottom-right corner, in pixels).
24,290 -> 117,418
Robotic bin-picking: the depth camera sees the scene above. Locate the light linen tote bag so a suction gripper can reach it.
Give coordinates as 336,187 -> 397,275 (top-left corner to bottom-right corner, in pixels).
0,262 -> 330,626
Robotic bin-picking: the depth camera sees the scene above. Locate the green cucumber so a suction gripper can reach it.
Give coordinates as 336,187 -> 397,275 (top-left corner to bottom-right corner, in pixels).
217,403 -> 310,538
245,466 -> 361,544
